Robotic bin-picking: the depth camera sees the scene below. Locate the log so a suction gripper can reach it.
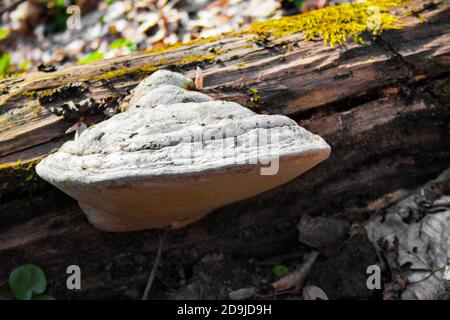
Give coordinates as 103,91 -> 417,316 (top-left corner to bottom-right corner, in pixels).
0,0 -> 449,299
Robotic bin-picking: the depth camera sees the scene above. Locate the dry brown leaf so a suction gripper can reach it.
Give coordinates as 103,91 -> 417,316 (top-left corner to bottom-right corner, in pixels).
302,285 -> 329,300
206,0 -> 229,10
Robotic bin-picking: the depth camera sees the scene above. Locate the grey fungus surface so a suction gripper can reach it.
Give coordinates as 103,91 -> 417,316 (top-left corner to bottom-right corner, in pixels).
36,70 -> 331,232
128,70 -> 195,107
131,85 -> 213,109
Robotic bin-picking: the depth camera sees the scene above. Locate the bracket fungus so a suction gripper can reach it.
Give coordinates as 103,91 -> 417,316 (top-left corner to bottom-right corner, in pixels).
36,70 -> 331,232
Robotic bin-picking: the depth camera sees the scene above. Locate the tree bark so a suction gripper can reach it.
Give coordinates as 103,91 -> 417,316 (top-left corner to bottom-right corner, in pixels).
0,0 -> 449,299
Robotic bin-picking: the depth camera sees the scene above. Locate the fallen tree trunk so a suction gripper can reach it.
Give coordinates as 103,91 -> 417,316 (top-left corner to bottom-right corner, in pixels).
0,0 -> 449,299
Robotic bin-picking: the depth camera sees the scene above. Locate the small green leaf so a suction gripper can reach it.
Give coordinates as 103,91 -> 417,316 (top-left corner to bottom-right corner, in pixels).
110,39 -> 136,51
0,28 -> 9,40
19,60 -> 30,71
9,264 -> 47,300
294,0 -> 304,10
272,264 -> 289,278
32,294 -> 55,300
109,39 -> 128,49
77,51 -> 104,65
288,0 -> 304,10
125,43 -> 137,52
0,52 -> 11,77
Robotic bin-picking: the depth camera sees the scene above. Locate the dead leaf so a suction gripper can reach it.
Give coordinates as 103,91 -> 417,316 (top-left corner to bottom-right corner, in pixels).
229,287 -> 257,300
302,285 -> 329,300
444,264 -> 450,280
206,0 -> 229,10
366,169 -> 450,300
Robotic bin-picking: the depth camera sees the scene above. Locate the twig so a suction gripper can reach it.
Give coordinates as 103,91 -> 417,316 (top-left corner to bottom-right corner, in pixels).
142,227 -> 169,300
407,265 -> 446,285
194,67 -> 204,90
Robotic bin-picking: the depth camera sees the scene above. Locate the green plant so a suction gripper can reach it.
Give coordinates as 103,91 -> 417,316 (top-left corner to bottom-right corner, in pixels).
0,28 -> 9,40
290,0 -> 305,10
19,60 -> 30,71
9,264 -> 54,300
78,51 -> 105,64
272,264 -> 289,278
441,82 -> 450,102
0,52 -> 11,77
109,39 -> 137,52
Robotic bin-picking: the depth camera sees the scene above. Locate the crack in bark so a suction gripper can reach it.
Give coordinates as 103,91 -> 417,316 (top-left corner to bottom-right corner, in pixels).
379,37 -> 417,75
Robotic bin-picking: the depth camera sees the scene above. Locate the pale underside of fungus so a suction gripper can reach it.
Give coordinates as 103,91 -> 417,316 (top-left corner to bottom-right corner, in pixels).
36,70 -> 331,232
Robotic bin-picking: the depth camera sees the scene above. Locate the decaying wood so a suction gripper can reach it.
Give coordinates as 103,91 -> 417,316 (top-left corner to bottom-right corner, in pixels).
0,0 -> 449,299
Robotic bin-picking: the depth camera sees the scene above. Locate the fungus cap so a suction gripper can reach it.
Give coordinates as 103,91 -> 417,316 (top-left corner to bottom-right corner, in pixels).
36,70 -> 331,232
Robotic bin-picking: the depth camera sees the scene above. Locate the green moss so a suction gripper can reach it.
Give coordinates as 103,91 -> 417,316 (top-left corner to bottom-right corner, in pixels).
32,102 -> 42,114
441,82 -> 450,102
245,86 -> 262,109
94,65 -> 159,81
146,36 -> 222,55
36,89 -> 58,99
92,54 -> 214,81
23,88 -> 62,100
0,158 -> 43,193
0,150 -> 70,223
78,51 -> 105,65
418,14 -> 426,23
178,54 -> 216,64
248,0 -> 408,47
0,72 -> 26,80
159,58 -> 169,65
23,91 -> 37,98
0,187 -> 69,225
249,87 -> 261,102
24,83 -> 86,103
209,46 -> 224,55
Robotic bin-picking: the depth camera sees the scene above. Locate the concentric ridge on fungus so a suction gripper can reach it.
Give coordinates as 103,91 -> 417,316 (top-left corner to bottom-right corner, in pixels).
36,70 -> 331,232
